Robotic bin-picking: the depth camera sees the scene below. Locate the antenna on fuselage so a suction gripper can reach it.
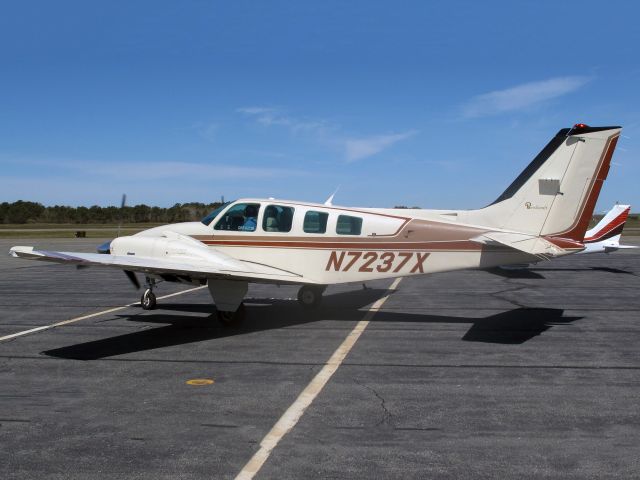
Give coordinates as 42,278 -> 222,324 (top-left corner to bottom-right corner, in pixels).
324,186 -> 340,206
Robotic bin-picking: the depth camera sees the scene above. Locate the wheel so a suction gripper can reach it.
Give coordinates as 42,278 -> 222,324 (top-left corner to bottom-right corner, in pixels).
297,285 -> 324,309
141,289 -> 157,310
217,302 -> 245,326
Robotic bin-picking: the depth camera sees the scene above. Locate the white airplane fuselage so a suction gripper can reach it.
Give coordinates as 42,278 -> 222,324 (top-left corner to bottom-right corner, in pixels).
113,200 -> 547,286
580,235 -> 625,254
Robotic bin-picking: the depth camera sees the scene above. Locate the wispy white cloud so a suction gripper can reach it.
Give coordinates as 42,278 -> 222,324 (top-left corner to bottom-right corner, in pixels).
237,106 -> 329,134
461,76 -> 591,118
193,122 -> 219,141
236,107 -> 274,115
4,157 -> 308,180
237,106 -> 417,161
0,157 -> 312,206
103,161 -> 306,180
177,121 -> 220,142
344,130 -> 417,162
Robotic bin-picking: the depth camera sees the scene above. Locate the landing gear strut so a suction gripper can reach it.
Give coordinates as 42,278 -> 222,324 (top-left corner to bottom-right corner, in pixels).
297,285 -> 326,309
141,277 -> 157,310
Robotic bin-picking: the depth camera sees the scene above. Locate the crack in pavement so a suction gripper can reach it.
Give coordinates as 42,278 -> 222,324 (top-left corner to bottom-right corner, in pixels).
354,378 -> 393,427
489,284 -> 529,309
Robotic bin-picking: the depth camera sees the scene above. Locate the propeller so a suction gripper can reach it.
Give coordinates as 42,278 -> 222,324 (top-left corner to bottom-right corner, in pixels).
117,193 -> 126,238
116,195 -> 140,289
97,194 -> 126,254
94,194 -> 139,290
124,270 -> 140,289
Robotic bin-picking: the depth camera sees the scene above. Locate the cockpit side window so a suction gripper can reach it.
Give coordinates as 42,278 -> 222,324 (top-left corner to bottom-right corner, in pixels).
201,202 -> 231,226
303,210 -> 328,233
214,203 -> 260,232
262,205 -> 294,233
336,215 -> 363,235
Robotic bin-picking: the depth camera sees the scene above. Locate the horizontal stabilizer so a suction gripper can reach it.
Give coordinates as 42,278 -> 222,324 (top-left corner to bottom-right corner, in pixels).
470,232 -> 583,260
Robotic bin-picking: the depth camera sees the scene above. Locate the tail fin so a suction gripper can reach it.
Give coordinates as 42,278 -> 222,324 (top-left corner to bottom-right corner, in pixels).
584,204 -> 630,243
470,124 -> 621,241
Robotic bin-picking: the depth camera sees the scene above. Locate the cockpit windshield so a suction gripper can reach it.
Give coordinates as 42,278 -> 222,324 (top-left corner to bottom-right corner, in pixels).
200,202 -> 231,226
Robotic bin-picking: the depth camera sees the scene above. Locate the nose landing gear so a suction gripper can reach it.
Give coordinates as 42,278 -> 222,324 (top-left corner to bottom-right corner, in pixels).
141,289 -> 156,310
141,277 -> 157,310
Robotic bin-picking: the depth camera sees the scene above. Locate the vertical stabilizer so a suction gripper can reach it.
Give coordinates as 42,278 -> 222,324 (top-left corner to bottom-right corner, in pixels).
584,204 -> 630,242
467,125 -> 621,241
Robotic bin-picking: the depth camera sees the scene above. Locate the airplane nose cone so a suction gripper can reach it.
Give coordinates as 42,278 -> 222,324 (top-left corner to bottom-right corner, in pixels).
97,240 -> 112,254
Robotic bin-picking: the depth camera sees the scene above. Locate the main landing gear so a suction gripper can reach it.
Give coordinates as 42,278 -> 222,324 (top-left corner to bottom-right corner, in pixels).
217,302 -> 246,326
208,279 -> 248,327
139,278 -> 328,323
141,277 -> 157,310
297,285 -> 326,309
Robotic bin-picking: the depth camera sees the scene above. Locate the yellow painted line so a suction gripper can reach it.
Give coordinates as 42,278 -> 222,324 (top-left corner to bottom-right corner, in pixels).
0,286 -> 206,343
234,277 -> 402,480
186,378 -> 215,386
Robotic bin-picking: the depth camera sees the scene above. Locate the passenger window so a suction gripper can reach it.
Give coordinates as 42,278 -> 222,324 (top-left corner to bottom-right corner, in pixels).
336,215 -> 363,235
214,203 -> 260,231
262,205 -> 295,233
303,211 -> 328,234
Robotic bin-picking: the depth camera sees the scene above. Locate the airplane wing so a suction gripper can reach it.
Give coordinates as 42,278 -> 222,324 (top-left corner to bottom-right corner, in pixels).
9,244 -> 310,285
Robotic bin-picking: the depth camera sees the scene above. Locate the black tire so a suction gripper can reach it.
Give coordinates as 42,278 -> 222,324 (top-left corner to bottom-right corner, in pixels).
141,290 -> 157,310
217,302 -> 245,326
297,286 -> 324,309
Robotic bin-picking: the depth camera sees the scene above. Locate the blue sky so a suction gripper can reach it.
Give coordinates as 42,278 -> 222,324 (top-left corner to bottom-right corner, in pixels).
1,1 -> 639,212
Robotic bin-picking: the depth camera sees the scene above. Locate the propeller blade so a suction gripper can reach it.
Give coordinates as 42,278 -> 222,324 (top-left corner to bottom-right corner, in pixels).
117,193 -> 127,238
124,270 -> 140,289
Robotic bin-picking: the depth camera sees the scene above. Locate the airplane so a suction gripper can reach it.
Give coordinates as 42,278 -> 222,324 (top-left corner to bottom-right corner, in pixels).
578,204 -> 638,254
9,124 -> 622,325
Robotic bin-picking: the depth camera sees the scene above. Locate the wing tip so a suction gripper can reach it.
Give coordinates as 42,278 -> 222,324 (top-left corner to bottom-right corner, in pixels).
9,246 -> 36,258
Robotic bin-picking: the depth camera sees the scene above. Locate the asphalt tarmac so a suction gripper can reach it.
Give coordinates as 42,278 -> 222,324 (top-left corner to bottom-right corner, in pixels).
1,238 -> 639,479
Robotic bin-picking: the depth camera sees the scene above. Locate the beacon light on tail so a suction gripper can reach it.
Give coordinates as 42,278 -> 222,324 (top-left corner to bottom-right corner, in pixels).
10,125 -> 623,325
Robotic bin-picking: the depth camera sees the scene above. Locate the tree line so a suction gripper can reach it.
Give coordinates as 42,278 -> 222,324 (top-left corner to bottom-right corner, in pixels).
3,200 -> 635,226
0,200 -> 223,224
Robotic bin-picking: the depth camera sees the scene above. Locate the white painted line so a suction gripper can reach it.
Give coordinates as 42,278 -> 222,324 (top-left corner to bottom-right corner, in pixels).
0,286 -> 206,343
235,277 -> 402,480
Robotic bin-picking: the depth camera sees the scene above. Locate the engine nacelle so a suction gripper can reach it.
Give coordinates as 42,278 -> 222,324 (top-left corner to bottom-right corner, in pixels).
110,236 -> 190,259
109,232 -> 251,272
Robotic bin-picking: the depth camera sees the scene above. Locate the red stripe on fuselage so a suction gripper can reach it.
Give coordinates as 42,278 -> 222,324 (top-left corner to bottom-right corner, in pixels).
199,239 -> 489,251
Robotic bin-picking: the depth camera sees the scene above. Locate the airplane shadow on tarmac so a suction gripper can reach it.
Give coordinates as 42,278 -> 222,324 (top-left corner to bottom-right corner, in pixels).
484,265 -> 637,279
533,266 -> 637,276
43,288 -> 582,360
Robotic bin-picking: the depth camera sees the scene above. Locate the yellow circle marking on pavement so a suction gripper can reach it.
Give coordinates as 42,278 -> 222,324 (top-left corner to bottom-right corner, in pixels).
186,379 -> 215,386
